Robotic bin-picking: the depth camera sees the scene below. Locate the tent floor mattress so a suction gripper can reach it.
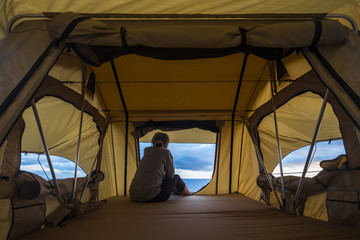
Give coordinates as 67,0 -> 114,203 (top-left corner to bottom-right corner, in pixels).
20,194 -> 360,240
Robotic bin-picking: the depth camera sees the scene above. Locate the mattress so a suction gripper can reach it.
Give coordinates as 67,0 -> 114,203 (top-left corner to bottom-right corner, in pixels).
19,194 -> 360,239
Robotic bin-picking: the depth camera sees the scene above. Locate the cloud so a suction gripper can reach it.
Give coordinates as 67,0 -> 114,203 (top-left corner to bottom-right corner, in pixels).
140,143 -> 216,172
282,140 -> 345,165
20,153 -> 86,180
273,161 -> 322,177
175,169 -> 213,179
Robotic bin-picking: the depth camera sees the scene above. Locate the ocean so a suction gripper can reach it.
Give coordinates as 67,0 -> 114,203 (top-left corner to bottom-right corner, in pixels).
183,179 -> 211,193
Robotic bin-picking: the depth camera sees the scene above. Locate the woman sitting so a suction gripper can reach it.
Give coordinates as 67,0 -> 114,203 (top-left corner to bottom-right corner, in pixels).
129,132 -> 191,202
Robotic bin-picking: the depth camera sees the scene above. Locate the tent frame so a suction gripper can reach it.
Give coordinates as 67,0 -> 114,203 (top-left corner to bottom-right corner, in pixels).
293,88 -> 330,210
71,66 -> 87,202
229,52 -> 249,193
269,61 -> 286,210
6,13 -> 358,35
30,99 -> 64,207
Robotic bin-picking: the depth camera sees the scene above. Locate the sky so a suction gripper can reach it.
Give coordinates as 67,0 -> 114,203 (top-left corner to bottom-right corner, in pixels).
20,139 -> 345,181
21,153 -> 86,180
272,139 -> 345,177
139,142 -> 216,179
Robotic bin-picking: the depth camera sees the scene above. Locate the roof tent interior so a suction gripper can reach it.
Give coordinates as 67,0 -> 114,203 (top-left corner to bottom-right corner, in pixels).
0,0 -> 360,239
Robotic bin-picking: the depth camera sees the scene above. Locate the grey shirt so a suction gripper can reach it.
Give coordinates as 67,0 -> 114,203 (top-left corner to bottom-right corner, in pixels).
129,146 -> 175,202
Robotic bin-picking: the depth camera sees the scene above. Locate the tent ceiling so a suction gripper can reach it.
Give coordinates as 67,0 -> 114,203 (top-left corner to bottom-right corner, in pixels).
92,53 -> 270,121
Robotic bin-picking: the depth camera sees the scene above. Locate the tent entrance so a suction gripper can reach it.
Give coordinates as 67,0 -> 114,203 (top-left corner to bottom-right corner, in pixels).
134,121 -> 218,192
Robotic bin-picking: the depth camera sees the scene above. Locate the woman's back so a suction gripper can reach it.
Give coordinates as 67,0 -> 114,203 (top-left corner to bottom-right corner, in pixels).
129,146 -> 174,202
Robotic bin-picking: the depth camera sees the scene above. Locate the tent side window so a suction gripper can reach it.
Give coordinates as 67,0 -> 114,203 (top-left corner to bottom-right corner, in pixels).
20,153 -> 86,180
272,139 -> 345,177
20,96 -> 101,180
257,91 -> 344,177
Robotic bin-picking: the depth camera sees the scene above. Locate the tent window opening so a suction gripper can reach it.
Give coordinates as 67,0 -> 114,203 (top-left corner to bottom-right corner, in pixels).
20,153 -> 86,180
138,128 -> 217,193
20,96 -> 101,182
257,91 -> 344,178
272,139 -> 346,177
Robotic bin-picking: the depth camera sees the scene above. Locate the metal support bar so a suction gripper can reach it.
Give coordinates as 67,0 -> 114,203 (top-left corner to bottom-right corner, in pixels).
293,89 -> 329,210
229,52 -> 249,193
269,61 -> 286,210
72,67 -> 87,202
245,122 -> 282,207
111,60 -> 129,196
79,121 -> 110,202
110,123 -> 119,196
31,99 -> 64,206
326,14 -> 358,33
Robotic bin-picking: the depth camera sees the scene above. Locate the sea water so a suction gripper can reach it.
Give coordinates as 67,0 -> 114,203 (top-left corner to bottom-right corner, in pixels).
183,179 -> 211,193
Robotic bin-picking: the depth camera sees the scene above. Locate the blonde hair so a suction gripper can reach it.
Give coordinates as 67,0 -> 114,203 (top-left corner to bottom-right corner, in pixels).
151,132 -> 169,147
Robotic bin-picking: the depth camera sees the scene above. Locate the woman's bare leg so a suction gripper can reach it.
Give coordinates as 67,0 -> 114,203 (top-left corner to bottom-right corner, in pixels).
181,185 -> 191,196
173,185 -> 191,195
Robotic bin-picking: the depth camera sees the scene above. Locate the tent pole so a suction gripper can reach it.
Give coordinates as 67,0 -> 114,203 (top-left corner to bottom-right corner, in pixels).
326,14 -> 358,33
71,67 -> 87,202
79,120 -> 110,202
245,123 -> 282,207
111,60 -> 129,196
31,99 -> 64,207
269,61 -> 286,211
293,88 -> 329,211
229,52 -> 249,193
110,123 -> 119,196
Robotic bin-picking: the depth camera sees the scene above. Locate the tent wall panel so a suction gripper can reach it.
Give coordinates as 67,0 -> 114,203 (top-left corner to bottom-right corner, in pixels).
214,121 -> 231,194
302,31 -> 360,129
48,53 -> 108,117
109,123 -> 125,196
99,126 -> 118,200
303,192 -> 328,222
327,191 -> 360,226
0,21 -> 65,146
197,132 -> 221,195
0,118 -> 24,199
230,121 -> 243,193
237,128 -> 262,200
0,199 -> 12,240
8,198 -> 46,239
111,122 -> 137,196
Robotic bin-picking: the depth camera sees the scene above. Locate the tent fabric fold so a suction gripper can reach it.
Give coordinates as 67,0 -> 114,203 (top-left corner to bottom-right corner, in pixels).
132,120 -> 220,139
49,13 -> 349,50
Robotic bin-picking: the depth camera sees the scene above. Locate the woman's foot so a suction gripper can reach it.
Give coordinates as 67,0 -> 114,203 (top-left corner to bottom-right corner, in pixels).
173,186 -> 191,196
180,186 -> 191,196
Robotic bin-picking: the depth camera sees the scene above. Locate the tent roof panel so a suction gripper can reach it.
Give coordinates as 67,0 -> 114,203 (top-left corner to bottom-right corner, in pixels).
2,0 -> 360,39
91,52 -> 271,119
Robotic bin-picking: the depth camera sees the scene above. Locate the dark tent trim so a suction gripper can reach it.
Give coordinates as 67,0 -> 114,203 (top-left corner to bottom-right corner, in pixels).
132,120 -> 220,139
111,60 -> 129,196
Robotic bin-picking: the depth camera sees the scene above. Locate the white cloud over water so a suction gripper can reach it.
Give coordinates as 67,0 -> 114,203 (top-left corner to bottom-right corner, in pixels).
175,169 -> 213,179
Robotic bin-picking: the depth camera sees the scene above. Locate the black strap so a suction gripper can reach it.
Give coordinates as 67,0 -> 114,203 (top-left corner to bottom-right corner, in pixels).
120,26 -> 128,47
239,27 -> 247,48
311,21 -> 322,47
59,17 -> 89,42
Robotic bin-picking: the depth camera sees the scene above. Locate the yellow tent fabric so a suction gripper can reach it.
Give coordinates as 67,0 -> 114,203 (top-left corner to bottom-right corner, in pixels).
0,1 -> 360,238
